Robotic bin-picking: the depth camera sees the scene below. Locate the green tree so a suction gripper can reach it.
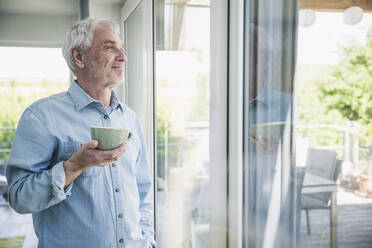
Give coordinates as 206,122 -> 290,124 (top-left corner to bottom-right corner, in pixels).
187,73 -> 209,122
296,64 -> 345,150
319,28 -> 372,148
0,80 -> 68,166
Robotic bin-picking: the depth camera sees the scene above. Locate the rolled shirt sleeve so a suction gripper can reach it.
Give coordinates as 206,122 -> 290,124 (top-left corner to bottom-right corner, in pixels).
6,108 -> 72,214
51,162 -> 73,198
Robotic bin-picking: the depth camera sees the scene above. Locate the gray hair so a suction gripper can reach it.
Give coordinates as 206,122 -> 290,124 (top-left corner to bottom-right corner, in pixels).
62,18 -> 120,73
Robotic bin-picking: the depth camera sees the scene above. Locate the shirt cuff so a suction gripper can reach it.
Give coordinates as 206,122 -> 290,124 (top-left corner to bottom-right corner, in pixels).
51,162 -> 73,199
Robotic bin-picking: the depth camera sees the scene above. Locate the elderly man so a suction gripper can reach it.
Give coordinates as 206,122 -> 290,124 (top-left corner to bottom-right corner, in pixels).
6,18 -> 155,248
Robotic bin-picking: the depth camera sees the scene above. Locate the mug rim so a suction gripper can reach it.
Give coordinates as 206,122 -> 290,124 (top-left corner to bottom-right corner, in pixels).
90,126 -> 130,131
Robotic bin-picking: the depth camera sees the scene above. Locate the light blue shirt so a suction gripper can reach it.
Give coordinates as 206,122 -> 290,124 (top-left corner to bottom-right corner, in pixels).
247,83 -> 292,247
6,81 -> 155,248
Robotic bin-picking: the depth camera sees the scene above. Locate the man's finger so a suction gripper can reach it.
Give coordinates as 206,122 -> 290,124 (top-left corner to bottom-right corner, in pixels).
82,140 -> 99,149
100,157 -> 119,165
100,143 -> 127,158
114,143 -> 128,157
118,143 -> 128,153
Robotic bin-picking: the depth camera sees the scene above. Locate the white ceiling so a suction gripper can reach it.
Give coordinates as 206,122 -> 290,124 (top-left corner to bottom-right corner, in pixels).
0,0 -> 126,16
0,0 -> 127,47
0,0 -> 79,16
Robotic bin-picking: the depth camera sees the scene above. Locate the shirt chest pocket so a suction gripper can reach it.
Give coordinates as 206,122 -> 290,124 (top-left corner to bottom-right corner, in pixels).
122,137 -> 141,171
62,141 -> 81,160
61,141 -> 101,178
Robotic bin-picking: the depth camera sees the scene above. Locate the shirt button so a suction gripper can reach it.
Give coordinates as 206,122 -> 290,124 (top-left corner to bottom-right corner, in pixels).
118,214 -> 123,218
115,188 -> 120,192
103,115 -> 108,119
119,239 -> 124,243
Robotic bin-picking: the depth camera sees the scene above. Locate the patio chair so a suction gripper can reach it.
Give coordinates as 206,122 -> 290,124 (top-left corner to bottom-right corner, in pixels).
301,148 -> 342,235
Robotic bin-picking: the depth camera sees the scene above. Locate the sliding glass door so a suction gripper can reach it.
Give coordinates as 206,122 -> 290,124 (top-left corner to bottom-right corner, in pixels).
122,0 -> 154,151
122,0 -> 300,247
210,0 -> 299,247
243,1 -> 298,247
154,0 -> 211,247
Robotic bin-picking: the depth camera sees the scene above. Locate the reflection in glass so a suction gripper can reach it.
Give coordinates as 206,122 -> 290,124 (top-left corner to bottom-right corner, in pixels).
125,1 -> 146,122
243,1 -> 298,247
155,0 -> 210,247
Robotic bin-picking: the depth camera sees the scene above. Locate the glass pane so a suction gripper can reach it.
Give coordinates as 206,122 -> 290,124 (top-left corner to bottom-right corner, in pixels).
243,1 -> 297,247
155,0 -> 210,247
0,47 -> 69,247
125,1 -> 145,123
296,10 -> 372,247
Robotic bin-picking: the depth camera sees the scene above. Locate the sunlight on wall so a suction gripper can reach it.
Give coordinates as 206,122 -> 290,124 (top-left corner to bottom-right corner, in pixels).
0,47 -> 69,83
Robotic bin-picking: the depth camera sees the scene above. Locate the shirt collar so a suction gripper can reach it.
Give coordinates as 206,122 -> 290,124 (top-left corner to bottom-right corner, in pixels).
109,90 -> 123,113
68,80 -> 123,112
254,83 -> 280,105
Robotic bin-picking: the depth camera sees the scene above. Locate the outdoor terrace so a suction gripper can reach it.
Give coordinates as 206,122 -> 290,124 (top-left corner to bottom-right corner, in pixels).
300,185 -> 372,248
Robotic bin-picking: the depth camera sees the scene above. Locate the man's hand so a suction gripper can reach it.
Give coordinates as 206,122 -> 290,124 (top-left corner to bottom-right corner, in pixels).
250,137 -> 279,154
63,140 -> 128,188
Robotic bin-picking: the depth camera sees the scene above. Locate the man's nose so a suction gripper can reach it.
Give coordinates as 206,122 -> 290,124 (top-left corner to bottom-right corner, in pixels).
117,49 -> 126,62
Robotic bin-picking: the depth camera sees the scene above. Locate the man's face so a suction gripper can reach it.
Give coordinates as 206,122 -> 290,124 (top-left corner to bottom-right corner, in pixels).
84,24 -> 126,88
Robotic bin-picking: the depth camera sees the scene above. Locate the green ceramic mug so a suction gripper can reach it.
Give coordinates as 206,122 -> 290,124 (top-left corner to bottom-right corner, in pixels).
90,126 -> 133,150
249,121 -> 287,143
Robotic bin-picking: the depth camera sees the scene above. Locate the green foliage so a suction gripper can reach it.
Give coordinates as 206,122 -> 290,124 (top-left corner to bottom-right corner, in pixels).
0,80 -> 68,164
156,96 -> 174,176
296,64 -> 346,150
319,29 -> 372,147
187,73 -> 209,122
0,121 -> 16,163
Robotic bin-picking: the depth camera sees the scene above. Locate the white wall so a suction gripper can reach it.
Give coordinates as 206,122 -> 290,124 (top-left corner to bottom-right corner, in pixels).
90,3 -> 123,24
0,13 -> 78,47
0,0 -> 125,48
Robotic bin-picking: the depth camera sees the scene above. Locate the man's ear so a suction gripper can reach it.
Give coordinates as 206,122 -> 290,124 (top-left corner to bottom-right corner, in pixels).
71,48 -> 85,69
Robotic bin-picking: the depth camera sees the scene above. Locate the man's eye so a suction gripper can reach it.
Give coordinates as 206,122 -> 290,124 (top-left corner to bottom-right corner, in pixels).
105,46 -> 113,49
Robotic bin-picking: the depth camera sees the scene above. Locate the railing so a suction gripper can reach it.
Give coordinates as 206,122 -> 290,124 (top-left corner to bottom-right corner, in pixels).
0,126 -> 16,174
297,121 -> 367,171
0,122 -> 368,171
0,126 -> 17,130
156,122 -> 209,180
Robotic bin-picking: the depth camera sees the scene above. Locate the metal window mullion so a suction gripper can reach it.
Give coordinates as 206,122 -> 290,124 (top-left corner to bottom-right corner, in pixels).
227,0 -> 245,247
210,0 -> 228,247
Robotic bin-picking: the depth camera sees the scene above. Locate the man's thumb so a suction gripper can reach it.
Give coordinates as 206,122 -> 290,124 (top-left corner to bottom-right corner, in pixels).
82,140 -> 99,149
